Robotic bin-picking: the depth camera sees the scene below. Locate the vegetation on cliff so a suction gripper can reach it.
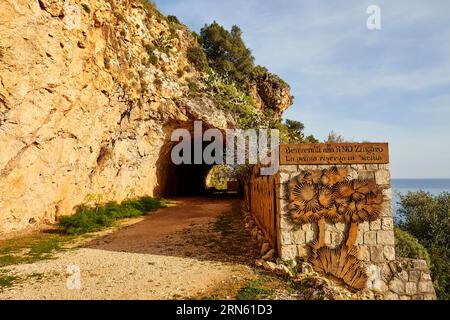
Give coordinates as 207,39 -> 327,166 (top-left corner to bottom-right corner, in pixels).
135,0 -> 315,141
396,191 -> 450,299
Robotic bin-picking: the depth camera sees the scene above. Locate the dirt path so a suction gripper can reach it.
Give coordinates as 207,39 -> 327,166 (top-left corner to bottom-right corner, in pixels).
0,198 -> 261,300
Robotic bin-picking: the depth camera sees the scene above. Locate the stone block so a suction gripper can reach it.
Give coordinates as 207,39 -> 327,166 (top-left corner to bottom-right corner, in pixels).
280,216 -> 291,230
279,172 -> 291,184
335,222 -> 346,232
364,231 -> 377,245
383,246 -> 396,261
305,230 -> 315,243
359,222 -> 370,232
370,245 -> 385,263
418,281 -> 435,294
367,265 -> 383,291
357,229 -> 364,245
399,295 -> 411,300
389,278 -> 405,294
370,219 -> 381,231
382,188 -> 392,201
381,201 -> 393,217
381,263 -> 394,283
351,164 -> 366,171
297,245 -> 308,258
280,165 -> 298,173
409,270 -> 421,282
358,170 -> 375,180
405,282 -> 417,295
365,164 -> 379,170
357,246 -> 370,261
281,231 -> 293,245
384,291 -> 399,300
302,224 -> 312,232
421,273 -> 432,281
412,260 -> 428,269
375,170 -> 390,185
377,230 -> 395,245
330,232 -> 343,245
423,293 -> 436,300
280,245 -> 297,261
292,230 -> 306,244
381,217 -> 394,231
348,168 -> 358,180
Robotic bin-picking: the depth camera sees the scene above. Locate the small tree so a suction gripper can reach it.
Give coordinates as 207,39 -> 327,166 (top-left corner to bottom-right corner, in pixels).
187,46 -> 209,72
397,191 -> 450,299
285,119 -> 305,143
325,131 -> 345,143
200,22 -> 254,83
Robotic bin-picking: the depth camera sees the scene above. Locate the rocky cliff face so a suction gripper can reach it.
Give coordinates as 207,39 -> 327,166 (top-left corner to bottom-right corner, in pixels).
0,0 -> 292,234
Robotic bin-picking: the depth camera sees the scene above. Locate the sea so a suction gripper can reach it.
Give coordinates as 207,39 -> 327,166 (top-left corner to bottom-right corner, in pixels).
391,179 -> 450,219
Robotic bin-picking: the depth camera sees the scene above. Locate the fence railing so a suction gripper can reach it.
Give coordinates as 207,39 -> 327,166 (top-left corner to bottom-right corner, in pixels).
244,167 -> 279,248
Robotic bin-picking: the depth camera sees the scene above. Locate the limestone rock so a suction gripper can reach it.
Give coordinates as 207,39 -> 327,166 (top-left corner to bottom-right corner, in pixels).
262,249 -> 275,261
2,0 -> 297,235
260,242 -> 271,256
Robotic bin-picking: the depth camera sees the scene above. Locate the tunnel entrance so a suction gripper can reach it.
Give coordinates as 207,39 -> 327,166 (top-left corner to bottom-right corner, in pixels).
154,128 -> 235,198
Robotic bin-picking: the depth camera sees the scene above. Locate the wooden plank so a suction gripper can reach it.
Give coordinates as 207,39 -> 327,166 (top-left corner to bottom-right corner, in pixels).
280,142 -> 389,165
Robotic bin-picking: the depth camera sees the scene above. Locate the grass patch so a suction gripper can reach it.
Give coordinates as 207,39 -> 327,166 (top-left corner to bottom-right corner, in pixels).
236,276 -> 276,300
213,213 -> 234,236
59,196 -> 167,235
0,234 -> 72,268
0,273 -> 18,290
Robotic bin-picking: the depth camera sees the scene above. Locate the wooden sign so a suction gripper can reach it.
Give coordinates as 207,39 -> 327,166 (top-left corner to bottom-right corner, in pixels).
280,143 -> 389,165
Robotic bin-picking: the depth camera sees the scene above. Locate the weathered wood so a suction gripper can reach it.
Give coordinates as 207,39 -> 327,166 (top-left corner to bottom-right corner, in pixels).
244,166 -> 278,248
280,143 -> 389,165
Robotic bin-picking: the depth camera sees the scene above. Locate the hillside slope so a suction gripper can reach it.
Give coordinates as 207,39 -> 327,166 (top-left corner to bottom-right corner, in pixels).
0,0 -> 293,234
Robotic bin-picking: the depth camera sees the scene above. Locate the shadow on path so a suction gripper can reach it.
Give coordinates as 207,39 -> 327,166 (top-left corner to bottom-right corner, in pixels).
85,197 -> 260,265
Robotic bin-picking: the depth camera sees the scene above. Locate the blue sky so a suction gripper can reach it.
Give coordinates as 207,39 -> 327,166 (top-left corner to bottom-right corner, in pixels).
154,0 -> 450,178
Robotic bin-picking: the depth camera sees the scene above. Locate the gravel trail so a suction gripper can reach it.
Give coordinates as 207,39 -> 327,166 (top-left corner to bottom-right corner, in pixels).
0,198 -> 259,300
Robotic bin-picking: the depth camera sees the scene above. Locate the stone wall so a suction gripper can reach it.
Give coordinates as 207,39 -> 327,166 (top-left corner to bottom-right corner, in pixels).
278,164 -> 394,262
381,258 -> 436,300
277,163 -> 436,300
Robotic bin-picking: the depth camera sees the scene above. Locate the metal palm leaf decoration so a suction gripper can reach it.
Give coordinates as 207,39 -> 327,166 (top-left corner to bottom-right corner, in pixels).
287,166 -> 385,291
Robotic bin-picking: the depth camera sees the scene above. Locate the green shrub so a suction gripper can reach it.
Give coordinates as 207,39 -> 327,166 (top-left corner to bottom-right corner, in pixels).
394,227 -> 431,266
59,197 -> 167,235
397,191 -> 450,299
138,0 -> 162,18
167,15 -> 180,25
187,79 -> 201,97
153,76 -> 163,88
187,46 -> 209,72
200,22 -> 255,83
145,44 -> 159,65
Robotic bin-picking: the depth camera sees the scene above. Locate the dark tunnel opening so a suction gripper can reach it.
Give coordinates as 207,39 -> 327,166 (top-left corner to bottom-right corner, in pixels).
154,133 -> 226,198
